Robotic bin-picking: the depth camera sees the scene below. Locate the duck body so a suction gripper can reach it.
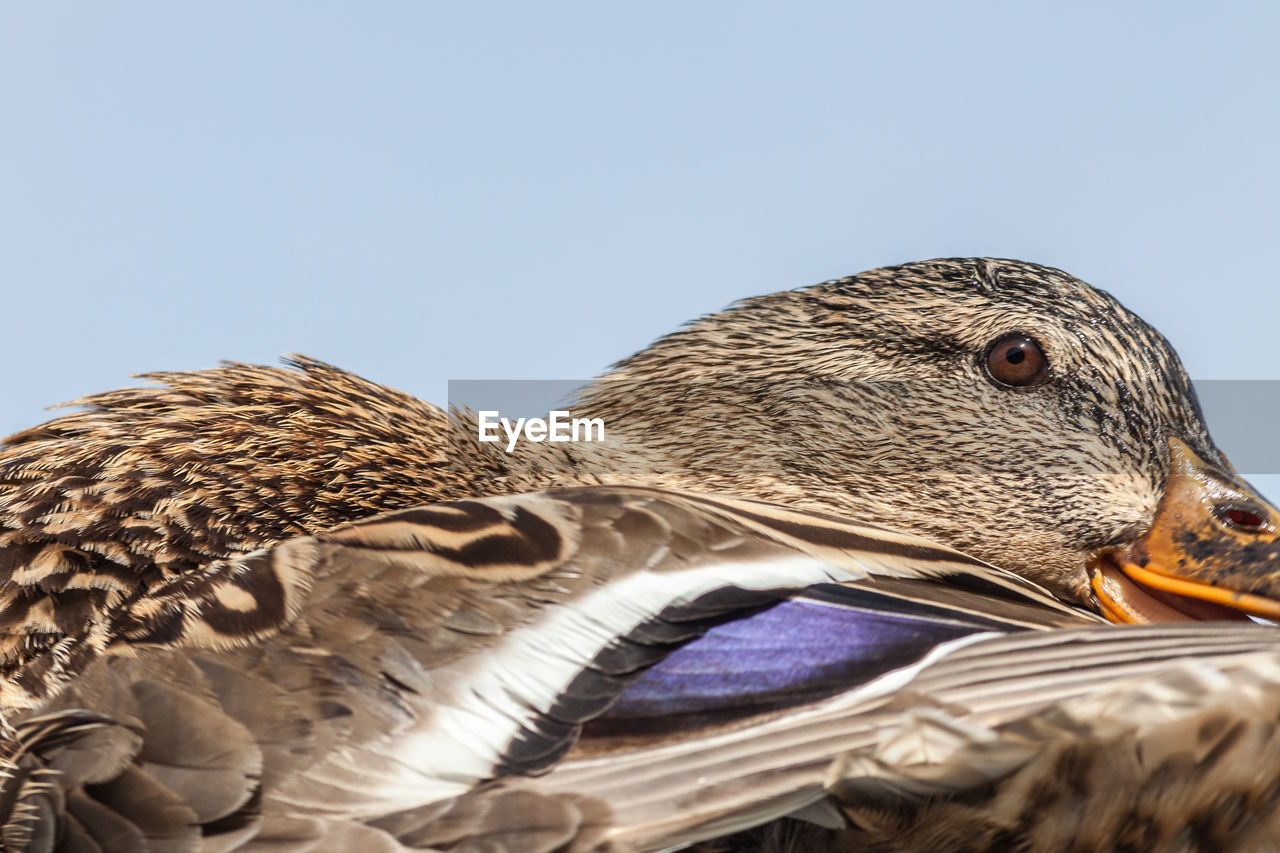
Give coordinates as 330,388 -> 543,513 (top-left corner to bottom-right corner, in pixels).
7,486 -> 1280,852
1,258 -> 1280,850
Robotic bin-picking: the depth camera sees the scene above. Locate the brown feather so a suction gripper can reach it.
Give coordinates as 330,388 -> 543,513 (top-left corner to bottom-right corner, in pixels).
0,258 -> 1269,850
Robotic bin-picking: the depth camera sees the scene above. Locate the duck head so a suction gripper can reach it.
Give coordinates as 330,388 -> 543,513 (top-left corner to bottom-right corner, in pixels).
580,258 -> 1280,622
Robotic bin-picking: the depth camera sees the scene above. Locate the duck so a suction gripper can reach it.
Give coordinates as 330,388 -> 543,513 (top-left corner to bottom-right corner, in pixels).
0,257 -> 1278,850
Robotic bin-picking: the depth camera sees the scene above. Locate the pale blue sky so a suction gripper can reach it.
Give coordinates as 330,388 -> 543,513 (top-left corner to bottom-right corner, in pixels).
3,3 -> 1278,489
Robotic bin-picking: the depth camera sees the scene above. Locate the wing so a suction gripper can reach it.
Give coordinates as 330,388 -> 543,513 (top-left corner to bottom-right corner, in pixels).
539,623 -> 1280,850
817,651 -> 1280,853
99,487 -> 1072,814
4,485 -> 1276,852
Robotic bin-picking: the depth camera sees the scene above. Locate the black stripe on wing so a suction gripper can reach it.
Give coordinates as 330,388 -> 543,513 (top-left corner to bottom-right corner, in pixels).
493,587 -> 782,774
496,578 -> 1055,773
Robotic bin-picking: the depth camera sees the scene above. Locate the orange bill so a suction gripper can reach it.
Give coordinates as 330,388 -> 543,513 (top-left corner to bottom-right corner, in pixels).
1089,438 -> 1280,624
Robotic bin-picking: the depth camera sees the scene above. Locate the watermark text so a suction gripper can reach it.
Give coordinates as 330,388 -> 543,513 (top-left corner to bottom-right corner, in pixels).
478,410 -> 606,453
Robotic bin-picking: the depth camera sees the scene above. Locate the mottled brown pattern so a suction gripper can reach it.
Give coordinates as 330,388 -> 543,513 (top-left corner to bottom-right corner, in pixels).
699,664 -> 1280,853
0,485 -> 1087,851
0,260 -> 1225,707
0,258 -> 1271,851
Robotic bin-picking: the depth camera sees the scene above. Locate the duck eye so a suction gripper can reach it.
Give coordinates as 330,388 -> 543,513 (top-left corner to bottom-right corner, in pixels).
984,334 -> 1049,387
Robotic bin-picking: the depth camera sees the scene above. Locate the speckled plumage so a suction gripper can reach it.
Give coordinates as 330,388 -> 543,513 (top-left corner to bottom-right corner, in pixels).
577,258 -> 1217,598
0,258 -> 1276,851
0,259 -> 1223,705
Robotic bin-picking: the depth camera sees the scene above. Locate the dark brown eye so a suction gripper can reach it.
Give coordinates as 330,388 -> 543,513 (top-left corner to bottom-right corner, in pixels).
984,334 -> 1049,387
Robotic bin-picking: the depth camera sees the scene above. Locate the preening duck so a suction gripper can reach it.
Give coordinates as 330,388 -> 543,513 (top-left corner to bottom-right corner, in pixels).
0,258 -> 1278,851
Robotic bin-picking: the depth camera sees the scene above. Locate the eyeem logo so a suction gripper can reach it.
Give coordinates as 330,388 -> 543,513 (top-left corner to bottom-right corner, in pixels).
478,411 -> 606,453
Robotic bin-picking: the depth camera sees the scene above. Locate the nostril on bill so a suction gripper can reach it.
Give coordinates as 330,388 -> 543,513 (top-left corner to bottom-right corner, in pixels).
1215,503 -> 1269,532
